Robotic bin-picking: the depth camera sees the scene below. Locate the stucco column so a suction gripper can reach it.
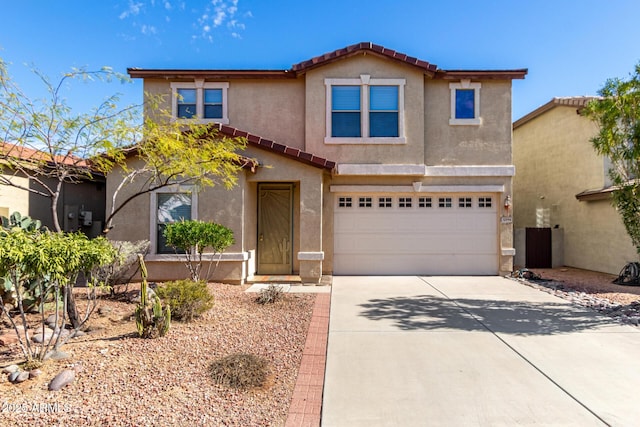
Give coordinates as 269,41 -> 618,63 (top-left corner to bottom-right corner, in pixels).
298,174 -> 324,284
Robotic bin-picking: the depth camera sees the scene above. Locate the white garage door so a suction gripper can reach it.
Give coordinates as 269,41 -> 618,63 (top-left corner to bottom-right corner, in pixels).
333,194 -> 498,275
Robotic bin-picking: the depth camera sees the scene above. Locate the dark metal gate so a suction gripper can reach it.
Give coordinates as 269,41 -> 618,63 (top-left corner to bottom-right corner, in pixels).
525,227 -> 552,268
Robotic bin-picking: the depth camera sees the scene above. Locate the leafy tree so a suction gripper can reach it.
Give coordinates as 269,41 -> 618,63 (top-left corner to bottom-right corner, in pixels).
583,63 -> 640,256
164,220 -> 235,282
0,58 -> 247,323
0,217 -> 116,364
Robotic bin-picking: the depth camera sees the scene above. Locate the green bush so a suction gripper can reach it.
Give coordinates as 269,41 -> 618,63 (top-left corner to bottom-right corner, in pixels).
210,353 -> 270,389
156,279 -> 214,321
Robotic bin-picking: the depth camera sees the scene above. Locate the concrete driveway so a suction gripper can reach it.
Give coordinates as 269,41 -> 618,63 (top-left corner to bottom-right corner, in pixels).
322,276 -> 640,426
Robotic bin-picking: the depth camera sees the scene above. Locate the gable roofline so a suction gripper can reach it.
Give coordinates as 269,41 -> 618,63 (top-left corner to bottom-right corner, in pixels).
211,124 -> 337,171
128,42 -> 527,81
291,42 -> 438,75
513,96 -> 600,129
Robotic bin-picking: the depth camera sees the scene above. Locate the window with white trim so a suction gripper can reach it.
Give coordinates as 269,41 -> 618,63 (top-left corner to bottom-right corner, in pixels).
399,197 -> 412,208
458,197 -> 472,208
418,197 -> 432,208
150,187 -> 197,255
438,197 -> 452,208
449,80 -> 481,125
171,80 -> 229,124
378,197 -> 392,208
359,197 -> 372,208
325,75 -> 406,144
478,197 -> 493,208
338,197 -> 353,208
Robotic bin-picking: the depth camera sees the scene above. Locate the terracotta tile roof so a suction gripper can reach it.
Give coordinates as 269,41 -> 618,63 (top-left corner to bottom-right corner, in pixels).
513,96 -> 600,129
212,124 -> 336,171
129,42 -> 526,81
0,142 -> 91,168
291,42 -> 438,75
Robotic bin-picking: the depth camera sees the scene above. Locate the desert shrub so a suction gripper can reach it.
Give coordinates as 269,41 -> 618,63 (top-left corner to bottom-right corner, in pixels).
210,353 -> 270,389
92,240 -> 150,297
155,279 -> 214,321
163,220 -> 234,282
255,284 -> 284,305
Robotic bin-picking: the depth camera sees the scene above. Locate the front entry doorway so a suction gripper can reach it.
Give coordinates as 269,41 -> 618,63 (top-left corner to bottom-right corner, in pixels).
257,183 -> 293,275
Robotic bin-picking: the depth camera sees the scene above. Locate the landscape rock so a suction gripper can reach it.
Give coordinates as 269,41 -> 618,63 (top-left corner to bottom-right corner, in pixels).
0,332 -> 19,346
2,364 -> 20,374
8,371 -> 21,383
48,369 -> 75,391
15,371 -> 30,383
72,330 -> 86,338
32,330 -> 57,344
44,350 -> 71,361
29,369 -> 43,378
46,313 -> 62,324
98,306 -> 112,315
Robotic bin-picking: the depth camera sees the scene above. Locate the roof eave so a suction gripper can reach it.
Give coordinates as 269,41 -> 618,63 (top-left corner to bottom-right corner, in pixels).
127,69 -> 297,80
436,69 -> 528,80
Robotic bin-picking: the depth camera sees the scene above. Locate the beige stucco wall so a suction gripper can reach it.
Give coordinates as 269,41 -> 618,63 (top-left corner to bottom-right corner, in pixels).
105,145 -> 327,283
0,171 -> 29,218
513,105 -> 636,274
303,54 -> 425,164
424,80 -> 513,166
142,78 -> 305,149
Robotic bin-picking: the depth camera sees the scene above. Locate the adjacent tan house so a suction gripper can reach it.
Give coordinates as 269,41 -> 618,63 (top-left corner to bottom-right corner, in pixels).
0,142 -> 106,236
513,97 -> 636,275
108,42 -> 527,283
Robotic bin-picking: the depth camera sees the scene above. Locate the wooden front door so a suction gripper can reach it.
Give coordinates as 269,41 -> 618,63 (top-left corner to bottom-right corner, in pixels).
257,183 -> 293,275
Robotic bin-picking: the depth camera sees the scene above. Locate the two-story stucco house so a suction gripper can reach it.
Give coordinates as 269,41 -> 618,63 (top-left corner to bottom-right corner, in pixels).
513,97 -> 636,275
107,42 -> 527,284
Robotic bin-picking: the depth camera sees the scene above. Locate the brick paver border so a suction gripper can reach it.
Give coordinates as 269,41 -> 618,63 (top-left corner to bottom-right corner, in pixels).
286,292 -> 331,426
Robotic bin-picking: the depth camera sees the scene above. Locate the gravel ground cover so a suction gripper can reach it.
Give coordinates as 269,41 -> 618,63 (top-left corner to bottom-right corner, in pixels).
0,283 -> 315,426
512,266 -> 640,325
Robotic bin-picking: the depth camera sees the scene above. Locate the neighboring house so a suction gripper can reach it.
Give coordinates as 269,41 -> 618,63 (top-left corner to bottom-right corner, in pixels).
109,42 -> 527,284
0,142 -> 106,236
512,97 -> 636,275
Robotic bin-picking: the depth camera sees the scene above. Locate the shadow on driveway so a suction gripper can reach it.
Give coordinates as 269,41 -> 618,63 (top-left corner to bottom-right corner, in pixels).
359,295 -> 613,335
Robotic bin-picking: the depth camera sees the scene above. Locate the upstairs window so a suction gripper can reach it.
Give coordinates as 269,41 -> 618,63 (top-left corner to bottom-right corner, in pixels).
325,75 -> 405,144
171,80 -> 229,124
369,86 -> 399,137
332,86 -> 361,137
449,80 -> 481,125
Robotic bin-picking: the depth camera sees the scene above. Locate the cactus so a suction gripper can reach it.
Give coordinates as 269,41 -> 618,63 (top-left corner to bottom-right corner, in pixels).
135,254 -> 170,338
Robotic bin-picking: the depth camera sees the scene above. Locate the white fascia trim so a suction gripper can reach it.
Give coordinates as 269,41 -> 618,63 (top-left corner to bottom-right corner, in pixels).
297,251 -> 325,261
336,164 -> 427,176
501,248 -> 516,256
425,166 -> 515,177
146,252 -> 249,262
330,184 -> 505,193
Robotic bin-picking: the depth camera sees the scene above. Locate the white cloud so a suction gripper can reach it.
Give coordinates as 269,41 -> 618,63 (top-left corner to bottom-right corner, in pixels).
164,1 -> 172,10
119,0 -> 144,19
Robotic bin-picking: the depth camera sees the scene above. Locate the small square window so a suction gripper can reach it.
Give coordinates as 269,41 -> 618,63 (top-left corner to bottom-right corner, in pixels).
338,197 -> 352,208
378,197 -> 393,208
455,90 -> 475,119
359,197 -> 372,208
419,197 -> 432,208
479,197 -> 493,208
449,81 -> 481,125
439,197 -> 452,208
399,197 -> 412,208
458,197 -> 472,208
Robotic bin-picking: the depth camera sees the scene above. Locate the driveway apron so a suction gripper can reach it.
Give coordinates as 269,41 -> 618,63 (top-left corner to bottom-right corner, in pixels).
322,276 -> 640,426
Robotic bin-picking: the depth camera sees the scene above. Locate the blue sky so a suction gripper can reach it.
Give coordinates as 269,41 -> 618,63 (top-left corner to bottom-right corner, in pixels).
1,0 -> 639,121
